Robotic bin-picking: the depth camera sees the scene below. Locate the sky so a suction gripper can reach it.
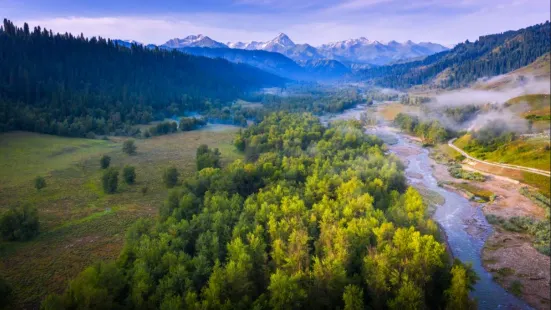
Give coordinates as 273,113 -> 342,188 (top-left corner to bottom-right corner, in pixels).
3,0 -> 550,46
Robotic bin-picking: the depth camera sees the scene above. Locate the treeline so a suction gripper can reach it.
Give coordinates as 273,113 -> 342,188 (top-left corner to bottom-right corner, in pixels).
400,95 -> 430,106
394,113 -> 451,144
143,118 -> 207,137
43,113 -> 476,309
361,21 -> 551,88
0,19 -> 283,137
256,88 -> 366,114
205,88 -> 367,127
467,123 -> 517,153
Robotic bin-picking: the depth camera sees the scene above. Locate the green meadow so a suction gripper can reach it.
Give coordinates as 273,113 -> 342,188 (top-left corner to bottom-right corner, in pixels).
0,126 -> 241,308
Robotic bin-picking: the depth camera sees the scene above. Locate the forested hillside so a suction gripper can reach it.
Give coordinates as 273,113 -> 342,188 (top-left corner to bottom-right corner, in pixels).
360,21 -> 550,88
43,113 -> 476,309
175,47 -> 307,80
0,19 -> 284,137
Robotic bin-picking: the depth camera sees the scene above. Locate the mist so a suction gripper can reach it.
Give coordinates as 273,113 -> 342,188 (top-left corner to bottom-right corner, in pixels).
422,75 -> 550,133
430,76 -> 550,108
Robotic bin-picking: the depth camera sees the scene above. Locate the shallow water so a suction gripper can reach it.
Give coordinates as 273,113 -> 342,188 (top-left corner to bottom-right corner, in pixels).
338,107 -> 532,309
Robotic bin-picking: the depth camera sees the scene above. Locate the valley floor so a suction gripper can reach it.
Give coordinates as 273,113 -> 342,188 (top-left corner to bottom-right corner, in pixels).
0,126 -> 241,308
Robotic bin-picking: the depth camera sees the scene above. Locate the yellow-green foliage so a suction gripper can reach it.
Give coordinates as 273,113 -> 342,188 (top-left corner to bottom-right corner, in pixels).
42,113 -> 465,310
522,172 -> 551,198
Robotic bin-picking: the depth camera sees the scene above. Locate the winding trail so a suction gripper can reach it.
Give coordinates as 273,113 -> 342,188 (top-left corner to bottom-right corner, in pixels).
448,138 -> 551,177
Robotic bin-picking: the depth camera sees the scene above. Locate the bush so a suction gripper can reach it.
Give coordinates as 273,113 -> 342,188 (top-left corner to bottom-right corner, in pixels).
0,275 -> 12,308
102,168 -> 119,194
122,166 -> 136,185
122,139 -> 137,155
448,164 -> 486,181
509,280 -> 523,297
34,176 -> 46,190
485,214 -> 550,256
179,117 -> 206,131
100,155 -> 111,169
196,144 -> 221,171
163,167 -> 179,188
0,204 -> 40,241
86,132 -> 96,139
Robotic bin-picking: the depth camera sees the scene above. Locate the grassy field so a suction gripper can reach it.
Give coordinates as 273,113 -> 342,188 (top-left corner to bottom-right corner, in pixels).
506,94 -> 551,130
377,102 -> 420,121
434,139 -> 550,197
0,126 -> 241,308
454,134 -> 551,171
431,143 -> 464,163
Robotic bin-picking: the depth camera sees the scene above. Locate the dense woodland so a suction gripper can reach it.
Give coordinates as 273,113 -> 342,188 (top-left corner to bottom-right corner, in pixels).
208,88 -> 367,126
0,19 -> 284,137
43,113 -> 476,309
361,21 -> 551,88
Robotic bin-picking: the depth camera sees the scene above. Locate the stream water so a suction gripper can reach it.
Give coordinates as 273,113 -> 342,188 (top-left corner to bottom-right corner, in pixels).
328,105 -> 531,309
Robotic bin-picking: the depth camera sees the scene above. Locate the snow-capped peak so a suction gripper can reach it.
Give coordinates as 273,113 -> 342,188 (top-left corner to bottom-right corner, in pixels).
264,33 -> 295,48
162,35 -> 227,49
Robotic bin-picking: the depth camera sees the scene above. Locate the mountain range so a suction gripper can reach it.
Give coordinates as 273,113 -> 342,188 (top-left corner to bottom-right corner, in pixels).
112,22 -> 550,87
159,33 -> 448,66
114,33 -> 448,80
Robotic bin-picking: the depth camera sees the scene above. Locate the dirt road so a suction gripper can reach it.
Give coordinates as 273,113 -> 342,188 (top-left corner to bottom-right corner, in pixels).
448,138 -> 551,177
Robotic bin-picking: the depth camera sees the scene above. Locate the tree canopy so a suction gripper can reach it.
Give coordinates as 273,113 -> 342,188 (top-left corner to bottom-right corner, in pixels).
44,112 -> 474,309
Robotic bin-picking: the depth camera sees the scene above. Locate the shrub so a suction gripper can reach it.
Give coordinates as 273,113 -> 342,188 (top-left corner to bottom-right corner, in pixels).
34,176 -> 46,190
100,155 -> 111,169
0,275 -> 12,308
122,166 -> 136,185
196,144 -> 221,171
86,132 -> 96,139
448,165 -> 485,181
0,204 -> 40,241
102,168 -> 119,194
509,280 -> 523,297
122,139 -> 137,155
163,167 -> 179,188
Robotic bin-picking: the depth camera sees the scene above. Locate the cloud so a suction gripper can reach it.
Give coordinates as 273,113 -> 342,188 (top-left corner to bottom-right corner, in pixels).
9,0 -> 551,46
18,16 -> 276,44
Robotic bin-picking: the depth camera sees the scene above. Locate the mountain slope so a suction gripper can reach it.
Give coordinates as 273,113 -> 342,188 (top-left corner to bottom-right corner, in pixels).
175,47 -> 307,79
302,59 -> 351,78
317,38 -> 449,65
0,19 -> 284,137
360,21 -> 551,88
473,53 -> 550,90
163,35 -> 228,48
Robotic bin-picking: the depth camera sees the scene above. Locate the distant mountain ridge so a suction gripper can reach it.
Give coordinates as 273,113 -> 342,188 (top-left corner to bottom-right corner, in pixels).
155,33 -> 447,66
224,33 -> 448,65
359,21 -> 551,89
112,33 -> 447,80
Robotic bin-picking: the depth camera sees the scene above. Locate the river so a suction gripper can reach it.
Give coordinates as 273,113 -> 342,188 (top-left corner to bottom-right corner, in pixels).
327,104 -> 532,309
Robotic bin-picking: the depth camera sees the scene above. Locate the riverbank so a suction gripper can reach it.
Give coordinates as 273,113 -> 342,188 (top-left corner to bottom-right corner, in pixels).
339,103 -> 540,308
427,144 -> 550,310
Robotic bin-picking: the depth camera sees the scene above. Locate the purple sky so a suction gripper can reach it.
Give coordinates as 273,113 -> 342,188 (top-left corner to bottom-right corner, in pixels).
3,0 -> 550,46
